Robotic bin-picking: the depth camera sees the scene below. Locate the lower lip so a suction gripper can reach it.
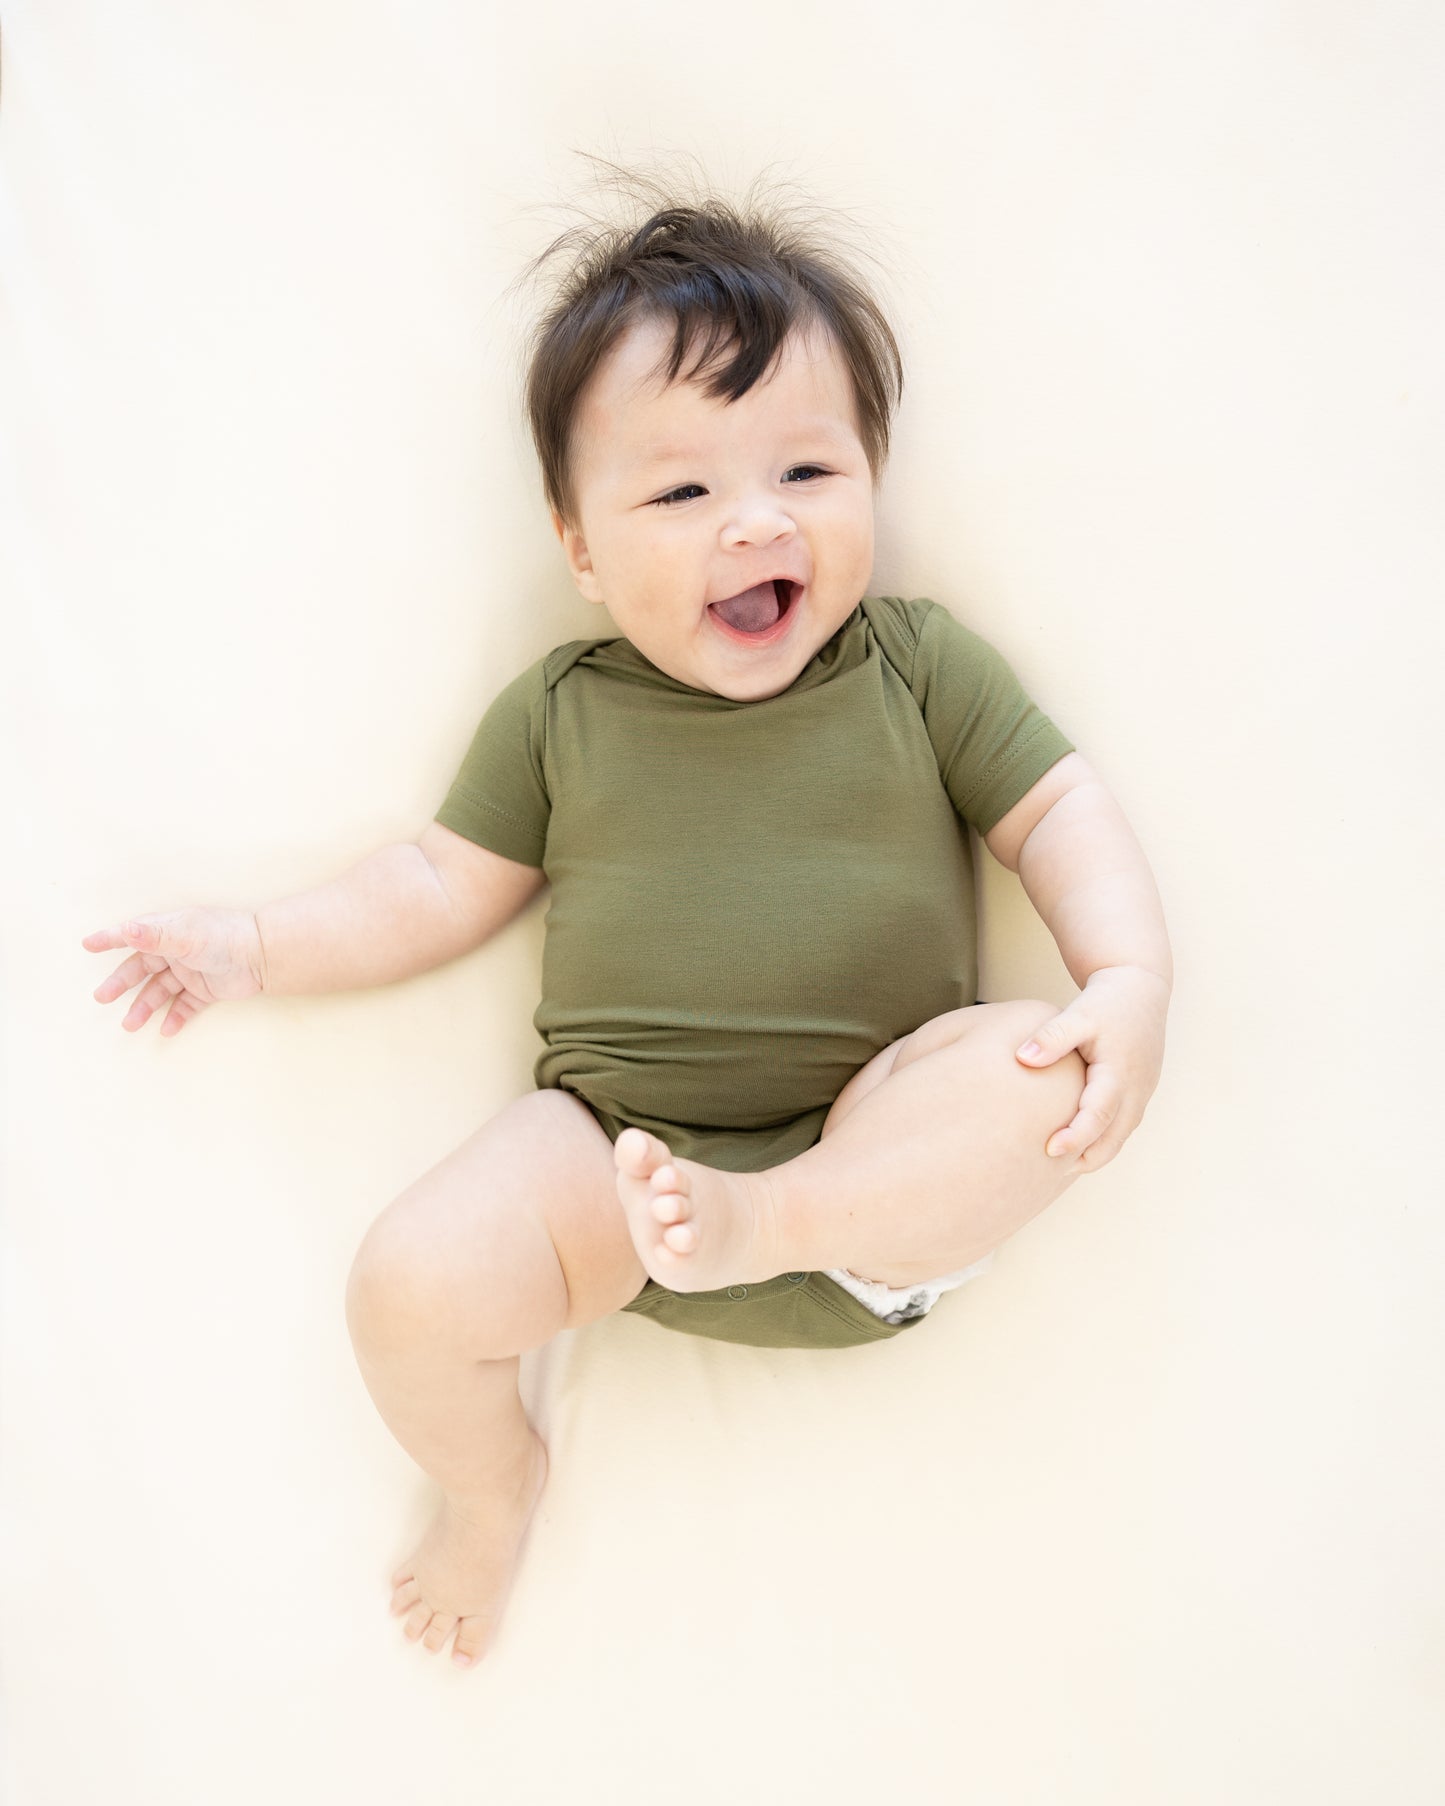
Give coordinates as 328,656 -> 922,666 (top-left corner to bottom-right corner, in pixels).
706,584 -> 802,648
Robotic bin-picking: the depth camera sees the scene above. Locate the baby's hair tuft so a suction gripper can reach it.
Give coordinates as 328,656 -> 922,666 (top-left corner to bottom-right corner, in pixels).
508,153 -> 905,532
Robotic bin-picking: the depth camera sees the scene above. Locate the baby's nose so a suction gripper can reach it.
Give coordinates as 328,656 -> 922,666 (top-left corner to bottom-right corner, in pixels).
722,496 -> 795,546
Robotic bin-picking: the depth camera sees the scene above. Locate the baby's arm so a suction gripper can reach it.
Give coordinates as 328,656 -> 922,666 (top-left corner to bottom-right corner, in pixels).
257,824 -> 546,994
83,824 -> 546,1034
982,751 -> 1172,1172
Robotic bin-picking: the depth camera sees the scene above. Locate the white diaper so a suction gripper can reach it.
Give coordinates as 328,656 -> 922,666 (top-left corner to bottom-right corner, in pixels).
821,1254 -> 995,1324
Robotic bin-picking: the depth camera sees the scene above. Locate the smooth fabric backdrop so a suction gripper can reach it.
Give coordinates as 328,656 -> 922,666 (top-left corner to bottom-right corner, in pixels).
2,2 -> 1442,1802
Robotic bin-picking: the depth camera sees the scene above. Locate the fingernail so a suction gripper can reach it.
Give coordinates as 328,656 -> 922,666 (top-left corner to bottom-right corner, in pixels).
1018,1040 -> 1041,1060
453,1652 -> 471,1667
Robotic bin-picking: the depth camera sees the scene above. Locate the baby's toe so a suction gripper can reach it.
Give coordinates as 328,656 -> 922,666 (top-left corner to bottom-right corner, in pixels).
452,1617 -> 490,1668
390,1576 -> 420,1614
663,1222 -> 698,1253
615,1127 -> 659,1173
403,1602 -> 436,1643
422,1613 -> 459,1653
650,1176 -> 689,1224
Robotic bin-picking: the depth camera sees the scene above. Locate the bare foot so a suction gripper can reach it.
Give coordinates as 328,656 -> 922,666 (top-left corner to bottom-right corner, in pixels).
389,1430 -> 548,1668
612,1127 -> 782,1291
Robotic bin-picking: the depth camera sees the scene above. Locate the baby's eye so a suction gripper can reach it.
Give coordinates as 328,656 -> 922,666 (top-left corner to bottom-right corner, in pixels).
782,465 -> 828,484
652,485 -> 706,508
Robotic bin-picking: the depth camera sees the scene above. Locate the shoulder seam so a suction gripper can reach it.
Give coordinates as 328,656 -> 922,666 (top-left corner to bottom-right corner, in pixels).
860,594 -> 933,699
534,650 -> 551,797
542,634 -> 625,690
910,597 -> 939,693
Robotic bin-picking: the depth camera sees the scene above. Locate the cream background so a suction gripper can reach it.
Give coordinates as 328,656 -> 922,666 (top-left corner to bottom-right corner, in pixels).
3,2 -> 1442,1801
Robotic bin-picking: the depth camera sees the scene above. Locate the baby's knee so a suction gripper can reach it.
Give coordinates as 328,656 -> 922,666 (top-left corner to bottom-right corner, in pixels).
344,1207 -> 445,1349
343,1176 -> 511,1354
344,1155 -> 571,1361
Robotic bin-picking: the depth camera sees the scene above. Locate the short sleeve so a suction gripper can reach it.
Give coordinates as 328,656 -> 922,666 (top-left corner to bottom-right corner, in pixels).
911,601 -> 1075,835
433,656 -> 551,866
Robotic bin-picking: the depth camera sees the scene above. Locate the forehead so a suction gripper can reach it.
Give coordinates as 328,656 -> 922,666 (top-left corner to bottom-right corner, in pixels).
576,316 -> 861,463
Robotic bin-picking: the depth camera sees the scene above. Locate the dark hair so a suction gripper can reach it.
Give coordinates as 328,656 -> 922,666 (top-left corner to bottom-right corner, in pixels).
514,159 -> 905,532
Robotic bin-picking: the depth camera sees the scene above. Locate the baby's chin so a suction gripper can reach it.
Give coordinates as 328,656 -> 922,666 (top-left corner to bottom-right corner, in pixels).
698,649 -> 819,703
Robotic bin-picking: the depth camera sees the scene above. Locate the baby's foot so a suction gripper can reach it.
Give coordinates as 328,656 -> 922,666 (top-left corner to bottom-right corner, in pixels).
613,1128 -> 782,1292
389,1430 -> 548,1669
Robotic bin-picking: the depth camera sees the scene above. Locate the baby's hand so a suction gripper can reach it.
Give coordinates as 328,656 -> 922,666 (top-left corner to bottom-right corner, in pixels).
81,909 -> 266,1036
1013,965 -> 1170,1172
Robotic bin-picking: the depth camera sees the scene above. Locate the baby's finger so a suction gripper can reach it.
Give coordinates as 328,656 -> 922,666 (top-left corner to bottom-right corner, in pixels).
1075,1102 -> 1147,1173
1076,1133 -> 1126,1174
82,926 -> 128,953
121,970 -> 183,1033
1045,1078 -> 1119,1159
82,920 -> 160,954
93,951 -> 155,1003
99,920 -> 196,977
1017,1007 -> 1088,1068
159,993 -> 199,1037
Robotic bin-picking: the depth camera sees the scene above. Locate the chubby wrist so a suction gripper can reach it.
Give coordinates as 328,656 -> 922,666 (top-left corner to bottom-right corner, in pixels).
1085,962 -> 1173,996
251,909 -> 274,995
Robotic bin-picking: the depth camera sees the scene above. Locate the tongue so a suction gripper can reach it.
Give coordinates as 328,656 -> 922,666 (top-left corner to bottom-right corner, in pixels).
712,581 -> 782,633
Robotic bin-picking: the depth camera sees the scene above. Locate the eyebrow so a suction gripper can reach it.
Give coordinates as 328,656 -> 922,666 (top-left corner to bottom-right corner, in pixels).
632,423 -> 856,469
634,447 -> 698,470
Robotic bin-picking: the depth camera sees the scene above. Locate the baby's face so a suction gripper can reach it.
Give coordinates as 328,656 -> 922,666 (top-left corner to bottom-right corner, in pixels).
553,316 -> 876,701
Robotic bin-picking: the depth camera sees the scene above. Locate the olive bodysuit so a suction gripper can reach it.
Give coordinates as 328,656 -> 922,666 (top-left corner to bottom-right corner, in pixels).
436,595 -> 1074,1348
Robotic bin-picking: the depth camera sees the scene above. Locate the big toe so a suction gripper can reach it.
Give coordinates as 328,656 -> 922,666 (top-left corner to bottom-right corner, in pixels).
452,1616 -> 491,1668
615,1127 -> 665,1176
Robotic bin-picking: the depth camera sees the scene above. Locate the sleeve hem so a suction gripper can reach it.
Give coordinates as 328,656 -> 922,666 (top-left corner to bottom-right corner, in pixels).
953,720 -> 1077,836
434,788 -> 546,866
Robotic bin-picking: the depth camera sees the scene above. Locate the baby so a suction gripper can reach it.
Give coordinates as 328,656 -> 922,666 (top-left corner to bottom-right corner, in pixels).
82,184 -> 1171,1671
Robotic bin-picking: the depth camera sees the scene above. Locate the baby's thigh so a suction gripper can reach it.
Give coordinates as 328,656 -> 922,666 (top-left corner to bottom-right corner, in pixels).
347,1089 -> 647,1355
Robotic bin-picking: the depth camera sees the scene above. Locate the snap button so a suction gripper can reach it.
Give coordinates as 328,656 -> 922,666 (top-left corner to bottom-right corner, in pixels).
786,1272 -> 807,1284
727,1284 -> 749,1300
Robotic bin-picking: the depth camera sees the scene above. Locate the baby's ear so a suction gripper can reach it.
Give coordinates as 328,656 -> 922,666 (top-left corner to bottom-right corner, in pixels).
553,515 -> 604,604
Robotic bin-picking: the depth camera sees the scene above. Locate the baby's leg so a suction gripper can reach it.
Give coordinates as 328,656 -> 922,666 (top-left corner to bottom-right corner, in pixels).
614,1000 -> 1088,1293
344,1089 -> 645,1668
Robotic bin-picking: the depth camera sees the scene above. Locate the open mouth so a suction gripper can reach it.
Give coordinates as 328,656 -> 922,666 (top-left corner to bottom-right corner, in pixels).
707,579 -> 800,642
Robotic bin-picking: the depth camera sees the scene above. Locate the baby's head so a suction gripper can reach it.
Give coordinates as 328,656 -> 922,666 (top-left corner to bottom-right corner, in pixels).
517,176 -> 905,701
522,183 -> 904,536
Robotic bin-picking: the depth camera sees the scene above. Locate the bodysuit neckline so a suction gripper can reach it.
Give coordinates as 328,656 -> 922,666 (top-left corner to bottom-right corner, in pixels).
585,601 -> 868,707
